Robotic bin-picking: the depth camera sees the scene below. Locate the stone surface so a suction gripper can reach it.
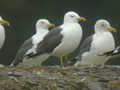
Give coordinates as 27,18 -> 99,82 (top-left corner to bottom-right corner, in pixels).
0,65 -> 120,90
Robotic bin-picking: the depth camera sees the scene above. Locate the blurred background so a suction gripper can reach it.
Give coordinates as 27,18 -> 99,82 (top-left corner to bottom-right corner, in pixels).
0,0 -> 120,65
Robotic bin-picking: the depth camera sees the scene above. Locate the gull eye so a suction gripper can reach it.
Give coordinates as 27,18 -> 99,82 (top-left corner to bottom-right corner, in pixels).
70,15 -> 74,18
101,23 -> 105,27
41,21 -> 45,24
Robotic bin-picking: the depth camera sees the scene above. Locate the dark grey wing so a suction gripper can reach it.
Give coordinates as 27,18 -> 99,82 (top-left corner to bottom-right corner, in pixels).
99,50 -> 114,56
11,38 -> 33,66
76,35 -> 93,60
111,46 -> 120,55
27,26 -> 63,57
101,46 -> 120,56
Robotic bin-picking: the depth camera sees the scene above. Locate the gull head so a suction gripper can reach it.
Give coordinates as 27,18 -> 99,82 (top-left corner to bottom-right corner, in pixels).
0,16 -> 9,26
36,19 -> 55,30
95,19 -> 116,33
64,11 -> 86,23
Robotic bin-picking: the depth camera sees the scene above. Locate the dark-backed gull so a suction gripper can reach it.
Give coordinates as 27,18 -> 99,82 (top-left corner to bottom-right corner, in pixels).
74,19 -> 116,66
11,19 -> 55,66
28,11 -> 86,67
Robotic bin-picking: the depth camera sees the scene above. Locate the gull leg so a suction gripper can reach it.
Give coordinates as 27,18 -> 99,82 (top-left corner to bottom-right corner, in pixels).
64,56 -> 72,66
60,56 -> 71,70
64,56 -> 70,66
60,56 -> 64,67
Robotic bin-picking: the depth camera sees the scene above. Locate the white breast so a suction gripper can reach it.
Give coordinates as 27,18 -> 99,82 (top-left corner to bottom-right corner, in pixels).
91,32 -> 115,53
52,23 -> 82,56
32,30 -> 49,45
26,30 -> 49,55
24,30 -> 50,66
80,32 -> 115,65
0,25 -> 5,49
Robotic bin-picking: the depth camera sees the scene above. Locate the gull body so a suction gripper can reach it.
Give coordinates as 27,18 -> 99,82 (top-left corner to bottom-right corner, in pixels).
75,19 -> 116,66
11,19 -> 54,66
0,16 -> 9,49
28,11 -> 86,67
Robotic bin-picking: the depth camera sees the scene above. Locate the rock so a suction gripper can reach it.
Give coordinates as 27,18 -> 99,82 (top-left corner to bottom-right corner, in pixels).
87,83 -> 103,90
0,65 -> 119,90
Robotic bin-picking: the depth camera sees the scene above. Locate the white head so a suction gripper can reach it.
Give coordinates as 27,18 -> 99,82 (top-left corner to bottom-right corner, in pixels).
0,16 -> 9,26
36,19 -> 54,30
64,11 -> 86,23
95,19 -> 116,33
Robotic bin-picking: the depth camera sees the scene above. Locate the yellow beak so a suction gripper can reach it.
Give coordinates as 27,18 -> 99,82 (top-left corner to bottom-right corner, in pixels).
0,20 -> 9,26
107,27 -> 117,32
48,24 -> 55,28
77,17 -> 86,22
